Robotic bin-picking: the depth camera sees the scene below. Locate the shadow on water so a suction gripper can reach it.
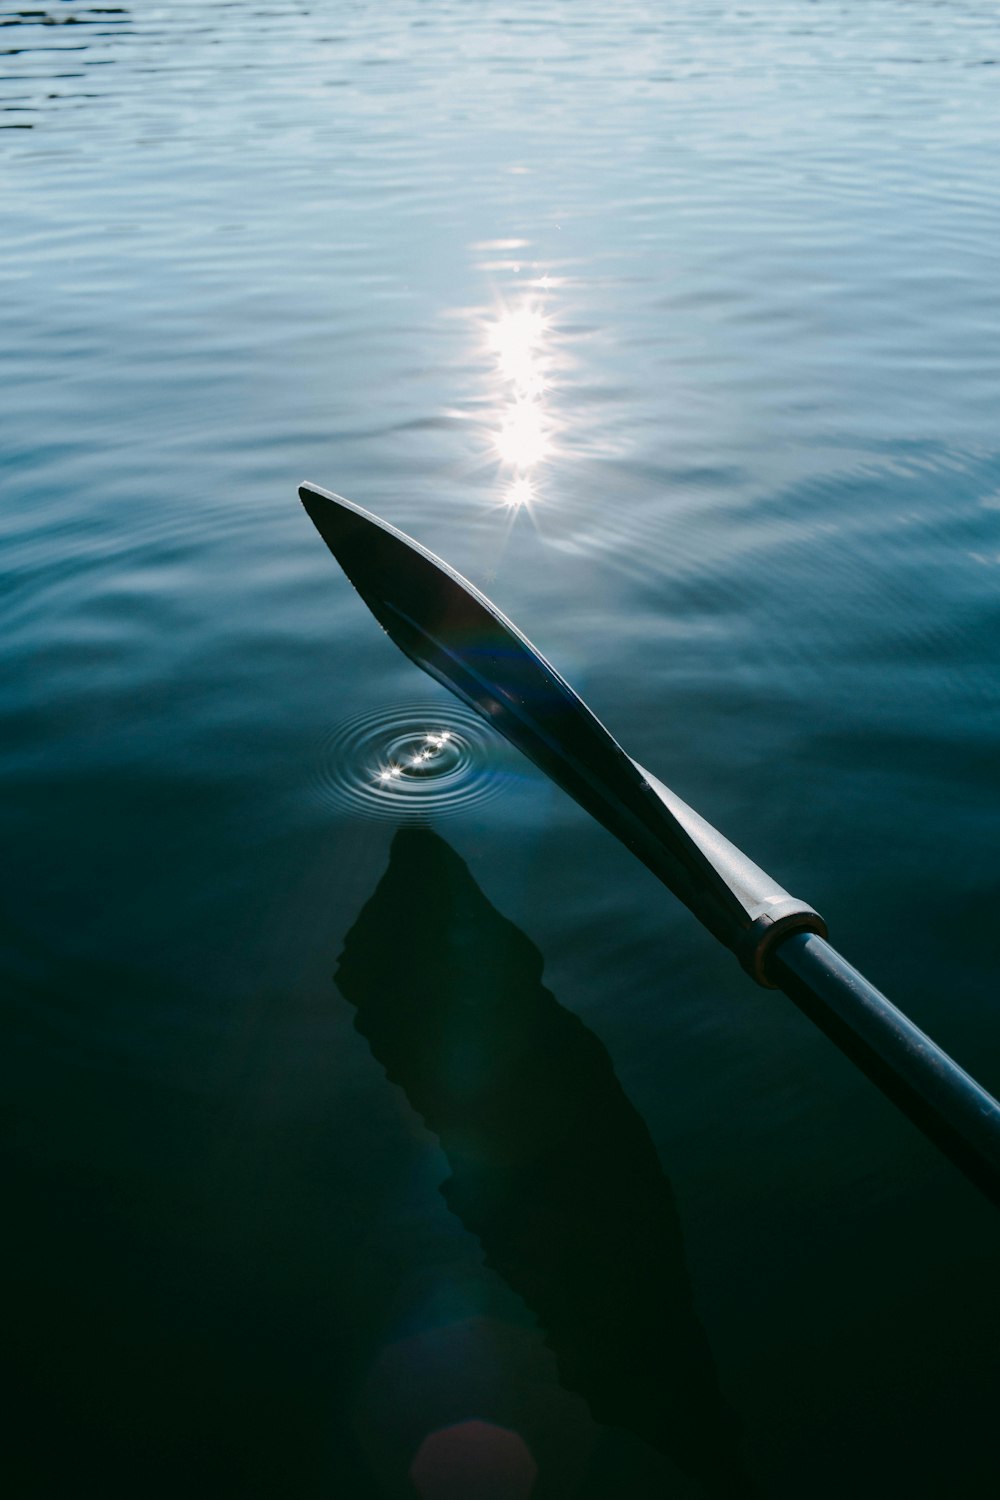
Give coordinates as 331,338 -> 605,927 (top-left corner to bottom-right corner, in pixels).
336,827 -> 756,1496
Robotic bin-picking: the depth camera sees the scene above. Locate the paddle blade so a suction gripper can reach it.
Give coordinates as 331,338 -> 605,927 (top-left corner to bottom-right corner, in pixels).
299,482 -> 824,977
299,482 -> 648,816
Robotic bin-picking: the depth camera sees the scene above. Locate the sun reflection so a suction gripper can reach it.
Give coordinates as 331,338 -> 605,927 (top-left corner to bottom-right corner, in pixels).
504,477 -> 534,511
485,295 -> 553,514
495,399 -> 548,469
488,307 -> 546,395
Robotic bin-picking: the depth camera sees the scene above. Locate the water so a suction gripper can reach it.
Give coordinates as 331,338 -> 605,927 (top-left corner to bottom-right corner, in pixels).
3,2 -> 999,1493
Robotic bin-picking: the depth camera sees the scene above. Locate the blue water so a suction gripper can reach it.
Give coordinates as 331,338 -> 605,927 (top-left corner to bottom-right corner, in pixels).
3,2 -> 999,1494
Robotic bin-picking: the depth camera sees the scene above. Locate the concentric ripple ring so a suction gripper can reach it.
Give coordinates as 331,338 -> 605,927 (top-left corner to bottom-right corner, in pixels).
311,702 -> 505,821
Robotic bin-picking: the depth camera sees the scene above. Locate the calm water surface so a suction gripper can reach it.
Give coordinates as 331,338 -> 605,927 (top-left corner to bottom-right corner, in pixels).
3,2 -> 999,1494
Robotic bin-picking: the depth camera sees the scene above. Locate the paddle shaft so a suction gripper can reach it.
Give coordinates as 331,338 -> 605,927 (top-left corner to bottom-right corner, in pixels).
769,932 -> 1000,1206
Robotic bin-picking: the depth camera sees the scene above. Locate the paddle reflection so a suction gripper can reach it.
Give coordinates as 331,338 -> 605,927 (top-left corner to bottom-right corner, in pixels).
336,828 -> 752,1494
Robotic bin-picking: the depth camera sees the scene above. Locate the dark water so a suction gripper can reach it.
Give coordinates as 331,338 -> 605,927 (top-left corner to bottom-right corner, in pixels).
3,2 -> 999,1494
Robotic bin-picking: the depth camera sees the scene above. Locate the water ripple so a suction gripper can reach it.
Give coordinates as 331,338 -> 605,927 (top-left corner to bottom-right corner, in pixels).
309,702 -> 505,822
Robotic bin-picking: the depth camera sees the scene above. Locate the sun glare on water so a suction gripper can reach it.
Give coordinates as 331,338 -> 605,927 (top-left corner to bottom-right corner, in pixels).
496,400 -> 547,469
488,307 -> 546,394
504,476 -> 534,511
485,299 -> 552,510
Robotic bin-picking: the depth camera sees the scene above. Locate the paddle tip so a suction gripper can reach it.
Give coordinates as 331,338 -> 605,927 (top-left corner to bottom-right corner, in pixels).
298,479 -> 341,518
298,481 -> 379,558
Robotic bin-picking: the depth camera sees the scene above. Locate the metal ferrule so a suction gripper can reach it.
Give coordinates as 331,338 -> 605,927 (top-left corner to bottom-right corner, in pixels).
636,767 -> 828,985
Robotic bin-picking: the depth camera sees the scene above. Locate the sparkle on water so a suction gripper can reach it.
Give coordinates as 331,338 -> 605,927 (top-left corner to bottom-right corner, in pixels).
505,476 -> 535,511
486,300 -> 552,510
488,306 -> 546,390
376,731 -> 453,787
311,705 -> 500,821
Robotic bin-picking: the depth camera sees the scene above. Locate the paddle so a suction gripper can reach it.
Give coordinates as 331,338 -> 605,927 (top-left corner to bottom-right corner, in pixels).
299,481 -> 1000,1206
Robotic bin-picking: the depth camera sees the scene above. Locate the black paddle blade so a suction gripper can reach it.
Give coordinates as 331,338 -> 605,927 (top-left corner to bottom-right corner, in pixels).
299,482 -> 661,833
299,482 -> 823,973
